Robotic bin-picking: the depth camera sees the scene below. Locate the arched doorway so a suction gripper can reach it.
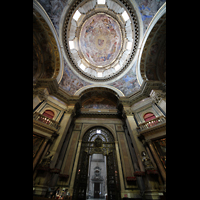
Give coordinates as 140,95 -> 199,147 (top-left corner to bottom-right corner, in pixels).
72,127 -> 120,200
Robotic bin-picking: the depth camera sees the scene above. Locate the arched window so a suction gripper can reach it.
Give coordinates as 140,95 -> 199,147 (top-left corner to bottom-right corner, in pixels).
43,110 -> 54,119
143,112 -> 156,122
143,112 -> 157,127
38,110 -> 55,125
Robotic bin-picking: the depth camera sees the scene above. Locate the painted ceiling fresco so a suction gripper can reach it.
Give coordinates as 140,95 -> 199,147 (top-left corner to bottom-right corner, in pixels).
59,60 -> 91,95
37,0 -> 165,96
80,13 -> 122,67
110,62 -> 140,96
135,0 -> 165,33
81,90 -> 118,109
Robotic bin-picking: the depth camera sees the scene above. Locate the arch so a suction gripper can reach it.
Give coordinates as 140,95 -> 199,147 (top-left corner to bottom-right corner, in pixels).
33,0 -> 64,84
143,112 -> 156,122
80,124 -> 117,142
73,125 -> 121,200
42,110 -> 54,119
74,84 -> 124,97
82,126 -> 115,143
136,3 -> 166,85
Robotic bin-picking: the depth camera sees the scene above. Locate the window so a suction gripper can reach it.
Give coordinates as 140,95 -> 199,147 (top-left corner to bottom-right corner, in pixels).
143,112 -> 156,122
126,41 -> 132,50
69,41 -> 75,49
97,72 -> 103,77
73,10 -> 81,21
143,112 -> 157,127
97,0 -> 105,4
122,11 -> 129,22
97,130 -> 101,134
80,63 -> 86,71
39,110 -> 55,125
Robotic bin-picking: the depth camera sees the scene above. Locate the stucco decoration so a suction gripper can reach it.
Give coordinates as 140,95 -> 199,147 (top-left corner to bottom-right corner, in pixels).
80,13 -> 122,67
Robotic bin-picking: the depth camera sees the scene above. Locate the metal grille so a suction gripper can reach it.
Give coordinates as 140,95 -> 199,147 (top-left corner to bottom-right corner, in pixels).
72,127 -> 120,200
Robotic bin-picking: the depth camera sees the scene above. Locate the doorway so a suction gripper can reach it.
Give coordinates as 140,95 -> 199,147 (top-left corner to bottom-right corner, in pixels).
94,183 -> 100,198
72,127 -> 121,200
87,153 -> 107,199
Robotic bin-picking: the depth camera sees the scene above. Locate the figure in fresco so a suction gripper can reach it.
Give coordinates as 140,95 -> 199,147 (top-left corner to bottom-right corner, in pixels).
80,13 -> 122,66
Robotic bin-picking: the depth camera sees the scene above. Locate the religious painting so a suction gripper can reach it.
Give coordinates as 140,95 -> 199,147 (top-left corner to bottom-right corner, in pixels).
82,95 -> 116,109
59,60 -> 91,95
80,13 -> 122,67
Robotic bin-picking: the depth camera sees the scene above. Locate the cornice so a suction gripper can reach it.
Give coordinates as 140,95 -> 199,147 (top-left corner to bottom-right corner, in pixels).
33,78 -> 165,108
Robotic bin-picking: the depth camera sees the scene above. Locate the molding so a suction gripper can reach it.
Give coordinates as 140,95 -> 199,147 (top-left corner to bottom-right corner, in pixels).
60,0 -> 141,83
136,3 -> 166,86
33,0 -> 64,84
74,84 -> 125,97
34,79 -> 165,109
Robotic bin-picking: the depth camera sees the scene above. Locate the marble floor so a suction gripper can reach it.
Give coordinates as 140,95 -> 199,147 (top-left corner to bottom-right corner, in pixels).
87,199 -> 106,200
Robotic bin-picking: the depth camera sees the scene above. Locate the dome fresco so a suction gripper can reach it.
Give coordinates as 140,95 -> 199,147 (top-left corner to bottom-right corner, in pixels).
80,13 -> 122,67
37,0 -> 165,96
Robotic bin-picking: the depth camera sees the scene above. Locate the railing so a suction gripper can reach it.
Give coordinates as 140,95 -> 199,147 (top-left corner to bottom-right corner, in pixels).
137,116 -> 166,133
33,112 -> 60,130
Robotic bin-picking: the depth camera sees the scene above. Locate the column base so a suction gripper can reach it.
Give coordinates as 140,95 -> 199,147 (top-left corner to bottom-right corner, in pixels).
33,185 -> 48,196
121,190 -> 143,199
144,191 -> 163,199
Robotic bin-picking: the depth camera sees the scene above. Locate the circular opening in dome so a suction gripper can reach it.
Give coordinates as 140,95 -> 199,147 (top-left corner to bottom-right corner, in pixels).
79,13 -> 122,68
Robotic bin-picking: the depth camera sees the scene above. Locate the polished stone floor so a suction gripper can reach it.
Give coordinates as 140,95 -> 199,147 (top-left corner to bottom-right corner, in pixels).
87,198 -> 106,200
87,199 -> 105,200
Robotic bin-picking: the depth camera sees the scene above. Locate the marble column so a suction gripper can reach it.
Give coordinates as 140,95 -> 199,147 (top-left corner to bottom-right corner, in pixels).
49,106 -> 75,169
123,107 -> 146,173
49,122 -> 74,187
123,125 -> 145,194
147,140 -> 166,184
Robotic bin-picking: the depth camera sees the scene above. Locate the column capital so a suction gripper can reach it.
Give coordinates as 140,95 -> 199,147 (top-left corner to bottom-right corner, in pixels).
150,89 -> 166,104
122,107 -> 133,118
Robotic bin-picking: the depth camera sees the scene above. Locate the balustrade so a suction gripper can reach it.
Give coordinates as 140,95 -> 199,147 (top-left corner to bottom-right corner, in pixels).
137,116 -> 166,132
33,112 -> 60,130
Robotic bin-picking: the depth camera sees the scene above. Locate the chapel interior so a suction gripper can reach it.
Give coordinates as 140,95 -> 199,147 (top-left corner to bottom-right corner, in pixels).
33,0 -> 166,199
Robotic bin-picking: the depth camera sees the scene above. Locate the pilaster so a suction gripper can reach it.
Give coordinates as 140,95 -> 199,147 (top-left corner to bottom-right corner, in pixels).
49,106 -> 75,169
146,140 -> 166,185
68,140 -> 82,195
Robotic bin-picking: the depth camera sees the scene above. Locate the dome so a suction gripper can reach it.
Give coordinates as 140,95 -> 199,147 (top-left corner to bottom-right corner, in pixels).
61,0 -> 140,83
